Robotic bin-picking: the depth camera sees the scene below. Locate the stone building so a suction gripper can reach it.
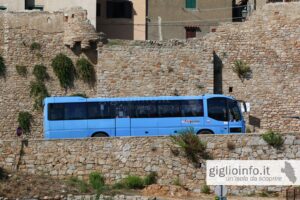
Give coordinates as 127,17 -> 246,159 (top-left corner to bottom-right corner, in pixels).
0,0 -> 97,27
1,0 -> 295,41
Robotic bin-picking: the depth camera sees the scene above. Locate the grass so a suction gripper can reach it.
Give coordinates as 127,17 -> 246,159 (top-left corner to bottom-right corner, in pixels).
201,184 -> 210,194
171,128 -> 209,164
232,60 -> 252,82
113,173 -> 157,190
89,172 -> 105,191
67,177 -> 90,193
143,172 -> 157,186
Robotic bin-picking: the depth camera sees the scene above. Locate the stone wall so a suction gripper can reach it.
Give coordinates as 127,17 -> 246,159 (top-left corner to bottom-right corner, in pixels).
98,2 -> 300,133
1,134 -> 299,195
0,9 -> 99,139
0,2 -> 299,139
205,3 -> 300,132
97,40 -> 214,97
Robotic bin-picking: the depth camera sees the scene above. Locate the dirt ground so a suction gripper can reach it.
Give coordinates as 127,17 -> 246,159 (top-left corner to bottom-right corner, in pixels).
0,168 -> 284,199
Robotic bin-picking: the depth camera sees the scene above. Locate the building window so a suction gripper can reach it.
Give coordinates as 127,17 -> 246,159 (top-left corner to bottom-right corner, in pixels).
107,1 -> 133,19
97,3 -> 101,17
186,0 -> 196,9
185,27 -> 199,39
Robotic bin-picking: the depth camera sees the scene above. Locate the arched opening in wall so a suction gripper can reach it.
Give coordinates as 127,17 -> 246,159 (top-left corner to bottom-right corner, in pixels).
213,51 -> 223,94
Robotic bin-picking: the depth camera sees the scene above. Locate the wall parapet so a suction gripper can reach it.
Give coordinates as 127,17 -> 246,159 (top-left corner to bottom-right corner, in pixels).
1,133 -> 299,195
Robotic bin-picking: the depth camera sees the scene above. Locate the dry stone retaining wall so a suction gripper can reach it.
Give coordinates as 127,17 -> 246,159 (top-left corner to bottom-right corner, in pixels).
1,134 -> 300,195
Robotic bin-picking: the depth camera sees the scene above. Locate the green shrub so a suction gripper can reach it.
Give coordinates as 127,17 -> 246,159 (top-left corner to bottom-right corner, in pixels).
171,128 -> 208,164
124,175 -> 144,189
33,64 -> 49,82
18,111 -> 33,134
261,130 -> 284,149
112,182 -> 125,189
0,55 -> 6,78
76,58 -> 96,86
89,172 -> 105,191
67,177 -> 89,193
144,172 -> 157,186
30,81 -> 49,110
232,60 -> 251,82
16,65 -> 28,77
30,42 -> 41,51
114,175 -> 145,189
201,184 -> 211,194
51,53 -> 76,89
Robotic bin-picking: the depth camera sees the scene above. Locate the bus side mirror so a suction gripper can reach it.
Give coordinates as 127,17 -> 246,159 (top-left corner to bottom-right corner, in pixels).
239,101 -> 250,113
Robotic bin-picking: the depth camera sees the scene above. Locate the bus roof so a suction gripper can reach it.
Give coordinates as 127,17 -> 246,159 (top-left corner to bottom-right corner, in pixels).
43,94 -> 235,104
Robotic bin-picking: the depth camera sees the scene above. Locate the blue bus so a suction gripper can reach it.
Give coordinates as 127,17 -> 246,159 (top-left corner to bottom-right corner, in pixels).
43,94 -> 245,139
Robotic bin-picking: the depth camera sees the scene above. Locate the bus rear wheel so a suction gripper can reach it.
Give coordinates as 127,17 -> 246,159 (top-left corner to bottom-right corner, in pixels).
92,132 -> 109,137
197,130 -> 214,135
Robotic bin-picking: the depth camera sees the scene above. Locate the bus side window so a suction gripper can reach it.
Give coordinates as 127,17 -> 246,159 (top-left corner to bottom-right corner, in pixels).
114,102 -> 131,118
181,100 -> 203,117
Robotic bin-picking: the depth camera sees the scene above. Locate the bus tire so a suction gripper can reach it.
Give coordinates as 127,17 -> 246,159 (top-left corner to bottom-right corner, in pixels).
197,130 -> 214,135
92,132 -> 109,137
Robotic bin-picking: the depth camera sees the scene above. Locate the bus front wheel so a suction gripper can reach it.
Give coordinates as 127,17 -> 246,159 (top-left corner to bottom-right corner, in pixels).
197,130 -> 214,135
92,132 -> 109,137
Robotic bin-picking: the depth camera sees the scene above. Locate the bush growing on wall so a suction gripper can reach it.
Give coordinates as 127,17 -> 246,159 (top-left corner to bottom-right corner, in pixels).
16,65 -> 28,77
171,128 -> 209,165
261,130 -> 284,149
30,81 -> 49,110
232,60 -> 252,82
51,53 -> 76,89
18,111 -> 33,134
33,64 -> 49,82
76,58 -> 96,87
30,42 -> 41,51
0,55 -> 6,78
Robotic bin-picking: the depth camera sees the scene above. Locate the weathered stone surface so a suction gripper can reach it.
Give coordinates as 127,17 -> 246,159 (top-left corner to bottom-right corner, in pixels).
0,134 -> 298,195
0,3 -> 300,140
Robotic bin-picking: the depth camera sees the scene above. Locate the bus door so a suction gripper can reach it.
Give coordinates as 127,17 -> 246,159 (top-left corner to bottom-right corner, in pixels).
205,97 -> 229,134
227,99 -> 244,133
114,101 -> 131,136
